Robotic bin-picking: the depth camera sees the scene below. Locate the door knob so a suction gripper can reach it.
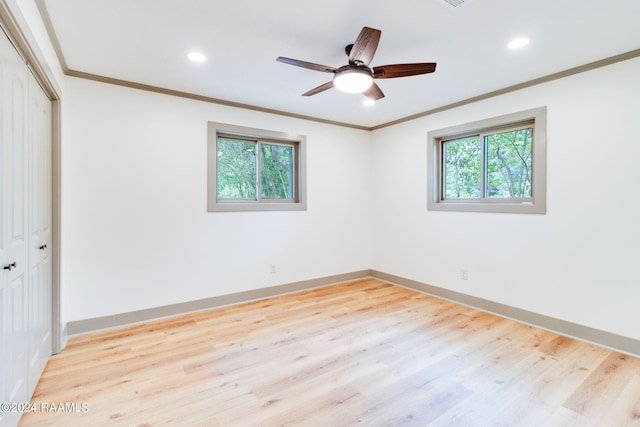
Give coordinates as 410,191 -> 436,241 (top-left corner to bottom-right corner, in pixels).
3,262 -> 16,271
39,244 -> 47,251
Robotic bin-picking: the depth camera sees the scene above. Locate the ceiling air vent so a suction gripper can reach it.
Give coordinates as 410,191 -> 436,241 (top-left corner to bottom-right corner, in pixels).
437,0 -> 474,9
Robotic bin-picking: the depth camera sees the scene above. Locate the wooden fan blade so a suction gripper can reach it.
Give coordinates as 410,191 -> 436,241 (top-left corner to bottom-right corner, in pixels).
363,83 -> 385,101
373,63 -> 437,79
302,81 -> 334,96
277,57 -> 336,73
349,27 -> 381,66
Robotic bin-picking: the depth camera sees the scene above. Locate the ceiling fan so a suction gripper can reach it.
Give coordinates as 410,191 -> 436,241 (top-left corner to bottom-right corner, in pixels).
276,26 -> 437,101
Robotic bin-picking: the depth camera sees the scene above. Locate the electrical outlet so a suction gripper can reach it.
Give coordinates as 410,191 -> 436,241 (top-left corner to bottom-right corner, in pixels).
460,269 -> 469,280
270,264 -> 277,274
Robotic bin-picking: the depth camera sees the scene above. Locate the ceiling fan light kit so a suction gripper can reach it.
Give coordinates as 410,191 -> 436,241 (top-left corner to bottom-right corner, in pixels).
277,26 -> 437,101
333,67 -> 373,93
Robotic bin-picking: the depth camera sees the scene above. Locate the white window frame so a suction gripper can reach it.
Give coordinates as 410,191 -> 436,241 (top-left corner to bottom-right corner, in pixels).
207,122 -> 307,212
427,107 -> 547,214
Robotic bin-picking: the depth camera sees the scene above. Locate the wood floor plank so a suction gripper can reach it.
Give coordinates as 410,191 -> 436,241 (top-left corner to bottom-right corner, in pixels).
564,352 -> 640,419
605,374 -> 640,426
18,279 -> 640,426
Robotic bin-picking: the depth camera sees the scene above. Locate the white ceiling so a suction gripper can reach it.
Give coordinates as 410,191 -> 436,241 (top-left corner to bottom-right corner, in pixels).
41,0 -> 640,129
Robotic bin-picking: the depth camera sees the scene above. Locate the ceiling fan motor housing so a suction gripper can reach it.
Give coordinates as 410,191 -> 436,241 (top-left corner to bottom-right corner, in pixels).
345,43 -> 354,57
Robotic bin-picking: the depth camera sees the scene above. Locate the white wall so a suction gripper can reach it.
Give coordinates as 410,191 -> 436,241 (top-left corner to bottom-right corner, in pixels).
371,56 -> 640,341
61,77 -> 373,323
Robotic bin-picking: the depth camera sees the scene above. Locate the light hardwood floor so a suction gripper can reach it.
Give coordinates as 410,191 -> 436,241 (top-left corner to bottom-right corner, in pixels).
19,279 -> 640,426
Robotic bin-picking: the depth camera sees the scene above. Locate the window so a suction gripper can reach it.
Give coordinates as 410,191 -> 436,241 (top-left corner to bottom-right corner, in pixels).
428,107 -> 546,214
208,122 -> 306,212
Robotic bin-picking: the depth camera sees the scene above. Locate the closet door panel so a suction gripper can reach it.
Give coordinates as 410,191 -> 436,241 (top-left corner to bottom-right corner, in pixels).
0,29 -> 30,427
27,72 -> 52,392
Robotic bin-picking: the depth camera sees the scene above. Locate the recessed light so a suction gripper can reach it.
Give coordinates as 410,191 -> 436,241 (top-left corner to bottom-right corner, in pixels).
363,99 -> 376,106
188,52 -> 207,63
508,37 -> 530,49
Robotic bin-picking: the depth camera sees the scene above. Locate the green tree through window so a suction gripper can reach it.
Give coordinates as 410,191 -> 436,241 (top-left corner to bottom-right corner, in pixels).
217,138 -> 296,201
217,138 -> 257,199
486,128 -> 532,198
260,144 -> 294,199
443,136 -> 481,199
442,127 -> 533,200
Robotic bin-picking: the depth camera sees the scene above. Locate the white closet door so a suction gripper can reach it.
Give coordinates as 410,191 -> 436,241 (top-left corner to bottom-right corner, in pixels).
27,72 -> 52,393
0,29 -> 30,427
